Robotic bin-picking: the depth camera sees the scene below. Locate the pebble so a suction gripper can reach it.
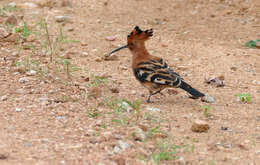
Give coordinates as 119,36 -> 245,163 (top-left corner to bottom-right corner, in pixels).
15,108 -> 22,112
132,127 -> 146,142
5,15 -> 17,25
56,116 -> 67,121
118,140 -> 130,150
178,156 -> 186,165
1,95 -> 7,101
26,70 -> 37,76
8,2 -> 16,7
105,36 -> 116,41
18,77 -> 29,83
121,101 -> 132,112
0,27 -> 10,39
191,119 -> 210,133
146,106 -> 160,112
252,80 -> 260,85
55,16 -> 71,23
22,2 -> 38,8
201,94 -> 215,103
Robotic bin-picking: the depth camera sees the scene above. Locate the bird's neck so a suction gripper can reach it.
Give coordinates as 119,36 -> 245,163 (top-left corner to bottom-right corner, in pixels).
129,43 -> 150,59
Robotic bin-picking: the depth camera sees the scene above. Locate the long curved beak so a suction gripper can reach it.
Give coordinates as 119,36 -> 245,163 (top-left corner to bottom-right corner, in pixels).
106,44 -> 128,57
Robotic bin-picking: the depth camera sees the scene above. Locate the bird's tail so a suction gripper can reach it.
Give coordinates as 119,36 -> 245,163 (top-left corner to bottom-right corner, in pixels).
179,81 -> 205,98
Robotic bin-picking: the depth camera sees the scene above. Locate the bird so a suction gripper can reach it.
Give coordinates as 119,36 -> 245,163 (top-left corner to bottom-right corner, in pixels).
107,26 -> 205,103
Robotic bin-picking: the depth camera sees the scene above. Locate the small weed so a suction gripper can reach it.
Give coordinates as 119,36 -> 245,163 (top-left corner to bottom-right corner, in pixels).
245,39 -> 260,48
88,74 -> 108,87
111,118 -> 126,125
202,105 -> 211,118
87,108 -> 100,118
16,22 -> 31,38
237,93 -> 251,103
151,141 -> 180,164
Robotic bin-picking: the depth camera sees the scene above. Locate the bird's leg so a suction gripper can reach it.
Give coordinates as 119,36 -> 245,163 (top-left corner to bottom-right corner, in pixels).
147,90 -> 161,103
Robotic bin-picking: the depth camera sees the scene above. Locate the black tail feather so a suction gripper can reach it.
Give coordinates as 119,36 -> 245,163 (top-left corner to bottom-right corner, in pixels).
179,81 -> 205,98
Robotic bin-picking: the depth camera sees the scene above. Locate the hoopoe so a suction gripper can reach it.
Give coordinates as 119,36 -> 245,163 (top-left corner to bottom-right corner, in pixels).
108,26 -> 205,103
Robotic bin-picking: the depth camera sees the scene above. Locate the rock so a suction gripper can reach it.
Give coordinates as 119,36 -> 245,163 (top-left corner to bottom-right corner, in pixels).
118,140 -> 130,150
56,116 -> 67,121
110,87 -> 119,93
191,119 -> 210,133
113,146 -> 121,154
5,15 -> 17,25
0,27 -> 10,39
201,94 -> 215,103
177,156 -> 186,165
87,87 -> 102,99
8,2 -> 16,8
55,16 -> 71,23
20,2 -> 38,8
61,0 -> 72,7
15,108 -> 22,112
18,77 -> 29,83
121,101 -> 132,112
106,36 -> 116,41
114,157 -> 126,165
26,70 -> 37,76
95,57 -> 103,62
132,128 -> 146,142
0,153 -> 8,160
146,106 -> 160,112
1,95 -> 7,101
205,76 -> 224,87
252,80 -> 260,85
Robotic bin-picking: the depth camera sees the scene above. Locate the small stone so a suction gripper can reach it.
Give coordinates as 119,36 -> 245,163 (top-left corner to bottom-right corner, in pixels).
8,2 -> 16,7
146,106 -> 160,112
95,57 -> 102,62
0,27 -> 10,39
56,116 -> 67,121
88,87 -> 102,99
230,66 -> 237,71
5,15 -> 17,25
18,77 -> 29,83
114,134 -> 121,140
15,108 -> 22,112
82,52 -> 88,56
121,101 -> 132,112
113,146 -> 121,154
205,76 -> 224,87
55,16 -> 71,23
118,140 -> 130,150
0,153 -> 8,160
21,2 -> 38,8
201,94 -> 215,103
26,70 -> 37,76
1,95 -> 7,101
106,36 -> 116,41
177,156 -> 186,165
252,80 -> 260,85
132,128 -> 146,142
191,119 -> 210,133
110,87 -> 119,93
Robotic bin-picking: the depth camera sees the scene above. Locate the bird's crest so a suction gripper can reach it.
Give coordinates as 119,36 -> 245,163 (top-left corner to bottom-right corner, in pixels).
127,26 -> 153,41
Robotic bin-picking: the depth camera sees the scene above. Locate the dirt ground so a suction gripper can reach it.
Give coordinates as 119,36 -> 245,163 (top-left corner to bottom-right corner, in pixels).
0,0 -> 259,164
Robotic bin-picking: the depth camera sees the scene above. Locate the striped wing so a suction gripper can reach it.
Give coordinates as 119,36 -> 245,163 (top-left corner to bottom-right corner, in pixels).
134,58 -> 183,87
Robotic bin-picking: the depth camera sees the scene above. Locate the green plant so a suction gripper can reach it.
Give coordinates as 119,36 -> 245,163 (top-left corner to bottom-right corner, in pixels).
245,39 -> 260,48
202,105 -> 211,118
237,93 -> 251,103
111,118 -> 126,125
88,74 -> 108,87
151,141 -> 181,164
87,108 -> 100,118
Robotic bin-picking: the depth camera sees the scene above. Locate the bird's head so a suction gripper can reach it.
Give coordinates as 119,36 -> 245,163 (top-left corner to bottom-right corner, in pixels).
107,26 -> 153,57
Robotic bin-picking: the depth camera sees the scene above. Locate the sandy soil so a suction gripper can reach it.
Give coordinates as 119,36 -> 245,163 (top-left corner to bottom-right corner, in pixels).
0,0 -> 259,164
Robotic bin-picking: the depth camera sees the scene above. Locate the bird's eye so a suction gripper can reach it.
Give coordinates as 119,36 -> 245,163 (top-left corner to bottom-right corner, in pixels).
129,42 -> 134,46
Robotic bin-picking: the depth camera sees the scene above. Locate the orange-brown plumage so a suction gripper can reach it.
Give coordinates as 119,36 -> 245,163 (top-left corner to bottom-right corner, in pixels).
108,26 -> 205,103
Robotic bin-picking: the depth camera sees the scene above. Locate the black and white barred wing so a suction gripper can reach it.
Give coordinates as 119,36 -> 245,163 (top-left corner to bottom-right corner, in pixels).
134,59 -> 183,87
